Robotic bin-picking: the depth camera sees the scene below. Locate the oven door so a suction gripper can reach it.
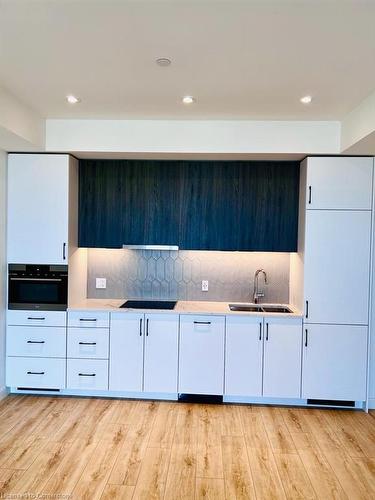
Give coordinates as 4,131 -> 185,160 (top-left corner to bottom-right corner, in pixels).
8,277 -> 67,310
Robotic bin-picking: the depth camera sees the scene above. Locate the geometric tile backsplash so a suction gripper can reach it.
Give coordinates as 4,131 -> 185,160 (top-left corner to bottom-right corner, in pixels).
87,249 -> 290,303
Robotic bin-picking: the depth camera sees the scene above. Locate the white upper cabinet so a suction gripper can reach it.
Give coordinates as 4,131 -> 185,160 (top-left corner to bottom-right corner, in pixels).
302,324 -> 367,401
304,210 -> 371,325
179,315 -> 225,395
225,315 -> 263,397
109,313 -> 144,392
305,157 -> 373,210
8,154 -> 71,265
263,317 -> 302,398
143,314 -> 179,393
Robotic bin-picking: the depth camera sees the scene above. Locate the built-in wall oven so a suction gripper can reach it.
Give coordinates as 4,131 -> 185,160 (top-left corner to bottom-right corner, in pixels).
8,264 -> 68,311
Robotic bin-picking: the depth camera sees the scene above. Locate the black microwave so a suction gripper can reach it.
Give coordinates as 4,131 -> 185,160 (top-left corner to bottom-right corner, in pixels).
8,264 -> 68,311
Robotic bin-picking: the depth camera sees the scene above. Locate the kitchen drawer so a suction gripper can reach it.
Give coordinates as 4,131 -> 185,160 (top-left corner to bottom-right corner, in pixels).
68,311 -> 109,328
7,310 -> 66,327
7,326 -> 66,358
6,357 -> 66,389
67,328 -> 109,359
67,359 -> 108,390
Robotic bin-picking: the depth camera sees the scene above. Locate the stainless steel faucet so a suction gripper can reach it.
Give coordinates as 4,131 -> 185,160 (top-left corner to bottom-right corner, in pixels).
253,269 -> 267,303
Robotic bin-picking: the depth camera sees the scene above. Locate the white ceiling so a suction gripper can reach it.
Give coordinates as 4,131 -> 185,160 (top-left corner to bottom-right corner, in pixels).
1,0 -> 375,121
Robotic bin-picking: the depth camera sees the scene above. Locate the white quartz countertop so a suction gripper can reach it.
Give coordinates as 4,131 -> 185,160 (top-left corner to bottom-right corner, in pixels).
68,299 -> 303,318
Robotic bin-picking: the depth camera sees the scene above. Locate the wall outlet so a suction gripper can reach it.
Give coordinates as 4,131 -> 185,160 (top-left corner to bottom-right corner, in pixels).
96,278 -> 107,289
201,280 -> 209,292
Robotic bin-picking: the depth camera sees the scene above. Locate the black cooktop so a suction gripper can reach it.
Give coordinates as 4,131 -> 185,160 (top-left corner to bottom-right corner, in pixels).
120,300 -> 177,310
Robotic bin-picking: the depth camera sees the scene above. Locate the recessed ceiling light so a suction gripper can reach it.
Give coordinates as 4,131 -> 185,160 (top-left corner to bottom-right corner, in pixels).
156,57 -> 171,67
300,95 -> 312,104
66,95 -> 81,104
182,95 -> 195,104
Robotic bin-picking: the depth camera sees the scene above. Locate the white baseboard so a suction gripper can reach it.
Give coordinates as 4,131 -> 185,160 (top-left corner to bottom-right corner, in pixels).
0,386 -> 8,400
368,398 -> 375,410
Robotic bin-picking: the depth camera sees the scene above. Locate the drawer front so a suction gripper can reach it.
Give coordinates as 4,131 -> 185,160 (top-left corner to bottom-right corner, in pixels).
68,311 -> 109,328
7,310 -> 66,327
67,328 -> 109,359
6,357 -> 66,389
7,326 -> 66,358
67,359 -> 108,390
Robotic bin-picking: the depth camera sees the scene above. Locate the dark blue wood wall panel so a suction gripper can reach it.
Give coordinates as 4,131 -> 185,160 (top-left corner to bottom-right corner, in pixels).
79,160 -> 299,251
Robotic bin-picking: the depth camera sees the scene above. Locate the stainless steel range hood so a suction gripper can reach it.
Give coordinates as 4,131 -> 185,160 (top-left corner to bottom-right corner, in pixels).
122,244 -> 179,251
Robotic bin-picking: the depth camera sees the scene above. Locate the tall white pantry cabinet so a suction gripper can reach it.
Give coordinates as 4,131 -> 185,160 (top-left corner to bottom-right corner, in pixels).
291,156 -> 374,404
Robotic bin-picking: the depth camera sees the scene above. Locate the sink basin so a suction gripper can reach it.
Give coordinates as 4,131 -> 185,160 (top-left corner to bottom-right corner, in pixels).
229,304 -> 264,312
261,305 -> 292,313
229,304 -> 293,313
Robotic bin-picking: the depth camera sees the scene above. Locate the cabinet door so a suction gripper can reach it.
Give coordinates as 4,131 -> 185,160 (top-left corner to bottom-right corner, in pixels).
179,315 -> 225,395
302,324 -> 367,401
263,318 -> 302,398
143,314 -> 179,393
225,316 -> 263,396
304,210 -> 371,325
109,313 -> 144,391
306,157 -> 373,210
8,154 -> 69,264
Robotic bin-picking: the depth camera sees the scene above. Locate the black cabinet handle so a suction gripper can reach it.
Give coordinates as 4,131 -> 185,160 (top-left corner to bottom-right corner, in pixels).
308,186 -> 312,204
27,340 -> 45,344
79,342 -> 97,345
27,317 -> 45,321
266,323 -> 269,341
259,322 -> 262,341
305,300 -> 309,319
78,373 -> 96,377
63,242 -> 66,260
146,318 -> 149,336
194,321 -> 211,325
139,318 -> 143,336
79,318 -> 97,322
27,371 -> 45,375
305,329 -> 308,347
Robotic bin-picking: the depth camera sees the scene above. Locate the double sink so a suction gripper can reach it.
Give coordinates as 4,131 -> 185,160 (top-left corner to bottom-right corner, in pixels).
229,304 -> 292,313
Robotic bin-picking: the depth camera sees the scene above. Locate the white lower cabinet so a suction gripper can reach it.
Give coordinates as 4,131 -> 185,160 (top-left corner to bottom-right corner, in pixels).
225,315 -> 302,399
67,359 -> 108,390
6,357 -> 66,389
263,317 -> 302,398
67,328 -> 109,359
109,312 -> 179,393
143,314 -> 179,393
302,324 -> 367,401
7,326 -> 66,358
110,313 -> 144,392
179,315 -> 225,395
225,316 -> 263,396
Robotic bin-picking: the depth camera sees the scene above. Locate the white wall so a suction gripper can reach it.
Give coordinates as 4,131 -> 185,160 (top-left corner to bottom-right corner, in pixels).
0,150 -> 6,398
341,89 -> 375,154
45,119 -> 341,155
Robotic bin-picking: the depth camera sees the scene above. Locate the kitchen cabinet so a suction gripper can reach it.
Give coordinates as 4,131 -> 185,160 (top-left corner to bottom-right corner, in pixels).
179,315 -> 225,395
7,154 -> 76,265
79,160 -> 300,251
304,210 -> 371,325
225,315 -> 302,399
6,310 -> 67,389
302,324 -> 367,401
225,316 -> 263,396
109,312 -> 179,393
67,310 -> 110,391
109,313 -> 144,392
143,314 -> 179,393
262,317 -> 302,398
305,157 -> 373,210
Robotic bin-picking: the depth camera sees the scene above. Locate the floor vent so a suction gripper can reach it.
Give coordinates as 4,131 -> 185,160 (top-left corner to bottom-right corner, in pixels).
178,394 -> 223,404
307,399 -> 355,407
17,387 -> 60,392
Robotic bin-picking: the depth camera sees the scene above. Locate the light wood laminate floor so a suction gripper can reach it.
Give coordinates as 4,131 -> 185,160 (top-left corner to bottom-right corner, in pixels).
0,395 -> 374,499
